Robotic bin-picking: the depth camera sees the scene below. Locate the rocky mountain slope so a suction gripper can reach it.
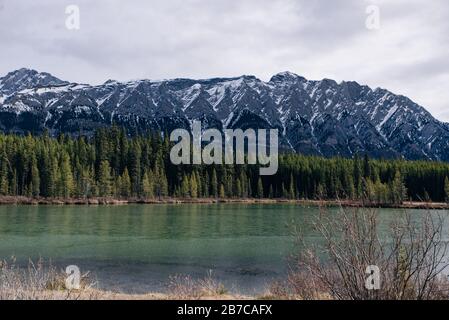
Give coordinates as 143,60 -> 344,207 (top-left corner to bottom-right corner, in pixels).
1,68 -> 448,161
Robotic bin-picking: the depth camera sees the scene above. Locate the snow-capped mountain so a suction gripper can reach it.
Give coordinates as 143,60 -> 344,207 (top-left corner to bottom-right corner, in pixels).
1,68 -> 449,161
0,68 -> 69,96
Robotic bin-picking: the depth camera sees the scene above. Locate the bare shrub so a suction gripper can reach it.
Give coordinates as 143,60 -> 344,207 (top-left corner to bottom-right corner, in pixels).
286,206 -> 449,300
261,281 -> 291,300
167,271 -> 227,299
0,258 -> 98,300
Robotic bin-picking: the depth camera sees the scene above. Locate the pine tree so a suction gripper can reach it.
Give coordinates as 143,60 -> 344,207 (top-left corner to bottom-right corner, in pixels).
248,178 -> 252,198
363,154 -> 371,179
30,155 -> 40,197
119,168 -> 131,197
224,167 -> 233,197
444,176 -> 449,203
59,152 -> 74,198
0,153 -> 9,195
40,151 -> 54,197
363,178 -> 375,204
269,185 -> 274,199
51,159 -> 60,197
211,169 -> 218,198
219,184 -> 225,198
353,154 -> 362,199
346,174 -> 355,200
159,170 -> 169,197
142,170 -> 154,199
154,162 -> 168,198
10,169 -> 17,196
181,174 -> 190,197
236,178 -> 242,198
257,177 -> 264,199
240,171 -> 248,198
195,171 -> 202,198
281,183 -> 286,199
115,174 -> 122,197
98,160 -> 112,197
80,167 -> 95,198
289,174 -> 295,199
391,170 -> 407,205
203,171 -> 209,198
316,183 -> 326,199
128,140 -> 142,196
190,173 -> 198,198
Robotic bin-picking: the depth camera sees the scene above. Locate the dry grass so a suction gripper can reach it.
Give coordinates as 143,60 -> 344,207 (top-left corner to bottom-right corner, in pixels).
261,273 -> 332,300
167,271 -> 229,300
0,258 -> 100,300
0,260 -> 247,300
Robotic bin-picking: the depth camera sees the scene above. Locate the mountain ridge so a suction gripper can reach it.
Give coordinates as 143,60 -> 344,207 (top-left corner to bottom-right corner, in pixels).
1,68 -> 449,161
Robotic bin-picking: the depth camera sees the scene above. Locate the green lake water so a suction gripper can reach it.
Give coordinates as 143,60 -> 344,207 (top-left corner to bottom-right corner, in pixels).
0,204 -> 447,294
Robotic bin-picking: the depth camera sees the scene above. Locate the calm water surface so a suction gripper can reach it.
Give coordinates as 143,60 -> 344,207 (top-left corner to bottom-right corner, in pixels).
0,204 -> 447,294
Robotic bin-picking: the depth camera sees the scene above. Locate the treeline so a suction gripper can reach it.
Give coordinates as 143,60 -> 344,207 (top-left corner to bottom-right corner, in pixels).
0,127 -> 449,204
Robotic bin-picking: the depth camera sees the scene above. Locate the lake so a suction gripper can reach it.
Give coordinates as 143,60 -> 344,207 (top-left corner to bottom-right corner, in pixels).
0,204 -> 447,295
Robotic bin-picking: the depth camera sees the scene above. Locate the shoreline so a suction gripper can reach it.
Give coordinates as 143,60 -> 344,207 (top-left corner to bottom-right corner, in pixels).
0,196 -> 448,209
4,288 -> 259,300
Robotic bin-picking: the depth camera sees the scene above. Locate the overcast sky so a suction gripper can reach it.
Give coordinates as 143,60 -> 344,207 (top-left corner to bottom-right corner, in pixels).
0,0 -> 448,120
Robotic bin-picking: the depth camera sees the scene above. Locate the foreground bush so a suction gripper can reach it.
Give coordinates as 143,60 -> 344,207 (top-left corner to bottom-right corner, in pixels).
0,258 -> 97,300
167,271 -> 228,300
280,206 -> 449,300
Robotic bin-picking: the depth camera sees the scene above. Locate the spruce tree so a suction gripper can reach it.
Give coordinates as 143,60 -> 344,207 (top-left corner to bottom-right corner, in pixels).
142,170 -> 155,199
211,169 -> 218,198
128,140 -> 142,196
190,173 -> 198,198
257,177 -> 264,199
391,170 -> 407,205
180,174 -> 190,197
219,184 -> 225,199
98,160 -> 112,197
30,155 -> 40,197
363,154 -> 371,179
59,152 -> 74,198
0,153 -> 9,195
236,178 -> 242,198
289,174 -> 295,199
195,171 -> 202,198
119,168 -> 131,197
444,177 -> 449,203
203,171 -> 210,198
353,154 -> 362,199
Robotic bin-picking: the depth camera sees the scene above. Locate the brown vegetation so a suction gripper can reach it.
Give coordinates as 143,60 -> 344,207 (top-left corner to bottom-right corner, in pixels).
0,258 -> 99,300
0,260 -> 242,300
271,206 -> 449,300
166,271 -> 230,300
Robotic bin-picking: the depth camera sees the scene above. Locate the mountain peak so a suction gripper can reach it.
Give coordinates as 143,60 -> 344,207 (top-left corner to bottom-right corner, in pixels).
0,68 -> 68,95
5,67 -> 38,75
3,68 -> 49,80
270,71 -> 305,83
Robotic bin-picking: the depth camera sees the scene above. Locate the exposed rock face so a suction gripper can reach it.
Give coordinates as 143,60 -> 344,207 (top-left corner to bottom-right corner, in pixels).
1,68 -> 449,161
